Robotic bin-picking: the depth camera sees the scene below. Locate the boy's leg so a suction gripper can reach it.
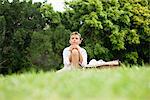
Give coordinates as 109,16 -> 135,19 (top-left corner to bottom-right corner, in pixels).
101,60 -> 119,66
70,49 -> 80,68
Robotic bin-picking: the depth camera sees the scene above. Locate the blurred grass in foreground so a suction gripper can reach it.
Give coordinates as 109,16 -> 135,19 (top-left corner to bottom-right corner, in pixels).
0,66 -> 150,100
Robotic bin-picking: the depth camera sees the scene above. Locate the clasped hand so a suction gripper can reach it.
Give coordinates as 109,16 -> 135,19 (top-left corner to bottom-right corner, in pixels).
69,45 -> 80,51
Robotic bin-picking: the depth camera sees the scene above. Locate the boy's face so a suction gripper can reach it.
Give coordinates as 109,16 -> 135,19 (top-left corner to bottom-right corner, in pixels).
69,34 -> 81,45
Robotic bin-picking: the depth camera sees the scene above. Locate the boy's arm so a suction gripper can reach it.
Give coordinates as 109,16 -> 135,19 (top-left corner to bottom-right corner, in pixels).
63,48 -> 71,66
77,47 -> 87,67
79,51 -> 83,64
81,49 -> 87,67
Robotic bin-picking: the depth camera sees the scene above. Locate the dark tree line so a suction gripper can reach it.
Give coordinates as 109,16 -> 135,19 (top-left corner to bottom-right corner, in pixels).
0,0 -> 149,74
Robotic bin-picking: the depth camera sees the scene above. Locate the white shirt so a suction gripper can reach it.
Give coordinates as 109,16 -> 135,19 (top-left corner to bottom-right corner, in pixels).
63,46 -> 87,67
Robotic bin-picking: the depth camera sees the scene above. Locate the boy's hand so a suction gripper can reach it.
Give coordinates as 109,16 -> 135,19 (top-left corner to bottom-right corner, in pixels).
76,45 -> 81,51
69,45 -> 77,50
69,45 -> 80,51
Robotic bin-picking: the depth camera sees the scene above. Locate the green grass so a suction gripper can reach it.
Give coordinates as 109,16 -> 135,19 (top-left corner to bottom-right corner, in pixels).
0,66 -> 150,100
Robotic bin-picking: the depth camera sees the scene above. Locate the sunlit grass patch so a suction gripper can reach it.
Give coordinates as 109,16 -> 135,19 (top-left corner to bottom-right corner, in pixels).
0,66 -> 150,100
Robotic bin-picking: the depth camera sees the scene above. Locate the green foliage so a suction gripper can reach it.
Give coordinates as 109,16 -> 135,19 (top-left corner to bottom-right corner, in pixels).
93,43 -> 111,60
109,26 -> 126,50
124,52 -> 139,64
29,24 -> 71,71
29,30 -> 52,71
36,3 -> 71,70
0,0 -> 149,74
0,16 -> 6,49
0,0 -> 45,74
40,3 -> 61,28
63,0 -> 150,64
127,29 -> 140,44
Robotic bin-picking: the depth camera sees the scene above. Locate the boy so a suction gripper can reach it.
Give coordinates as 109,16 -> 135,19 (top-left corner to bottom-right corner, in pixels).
57,32 -> 87,72
63,32 -> 87,69
57,32 -> 120,73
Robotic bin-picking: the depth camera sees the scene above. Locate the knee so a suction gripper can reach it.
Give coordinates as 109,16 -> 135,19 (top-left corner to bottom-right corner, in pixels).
71,49 -> 79,56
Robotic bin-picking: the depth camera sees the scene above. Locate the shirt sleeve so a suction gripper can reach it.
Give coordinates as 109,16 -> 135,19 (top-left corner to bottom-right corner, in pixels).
63,47 -> 71,66
80,48 -> 87,67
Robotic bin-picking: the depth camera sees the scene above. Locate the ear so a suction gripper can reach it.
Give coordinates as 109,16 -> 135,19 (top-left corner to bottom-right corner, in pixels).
69,39 -> 71,44
79,38 -> 83,44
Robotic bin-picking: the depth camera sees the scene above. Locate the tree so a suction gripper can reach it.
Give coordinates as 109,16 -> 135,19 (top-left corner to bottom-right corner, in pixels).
63,0 -> 150,64
29,3 -> 71,71
0,0 -> 45,74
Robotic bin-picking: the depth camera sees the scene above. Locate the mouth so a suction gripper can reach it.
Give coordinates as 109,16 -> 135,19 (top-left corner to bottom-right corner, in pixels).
72,42 -> 77,44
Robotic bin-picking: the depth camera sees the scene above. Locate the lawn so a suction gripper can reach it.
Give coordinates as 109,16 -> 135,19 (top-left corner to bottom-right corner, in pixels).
0,66 -> 150,100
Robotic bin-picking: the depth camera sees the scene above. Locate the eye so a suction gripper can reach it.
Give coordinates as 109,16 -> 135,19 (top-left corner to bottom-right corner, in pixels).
76,38 -> 78,39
